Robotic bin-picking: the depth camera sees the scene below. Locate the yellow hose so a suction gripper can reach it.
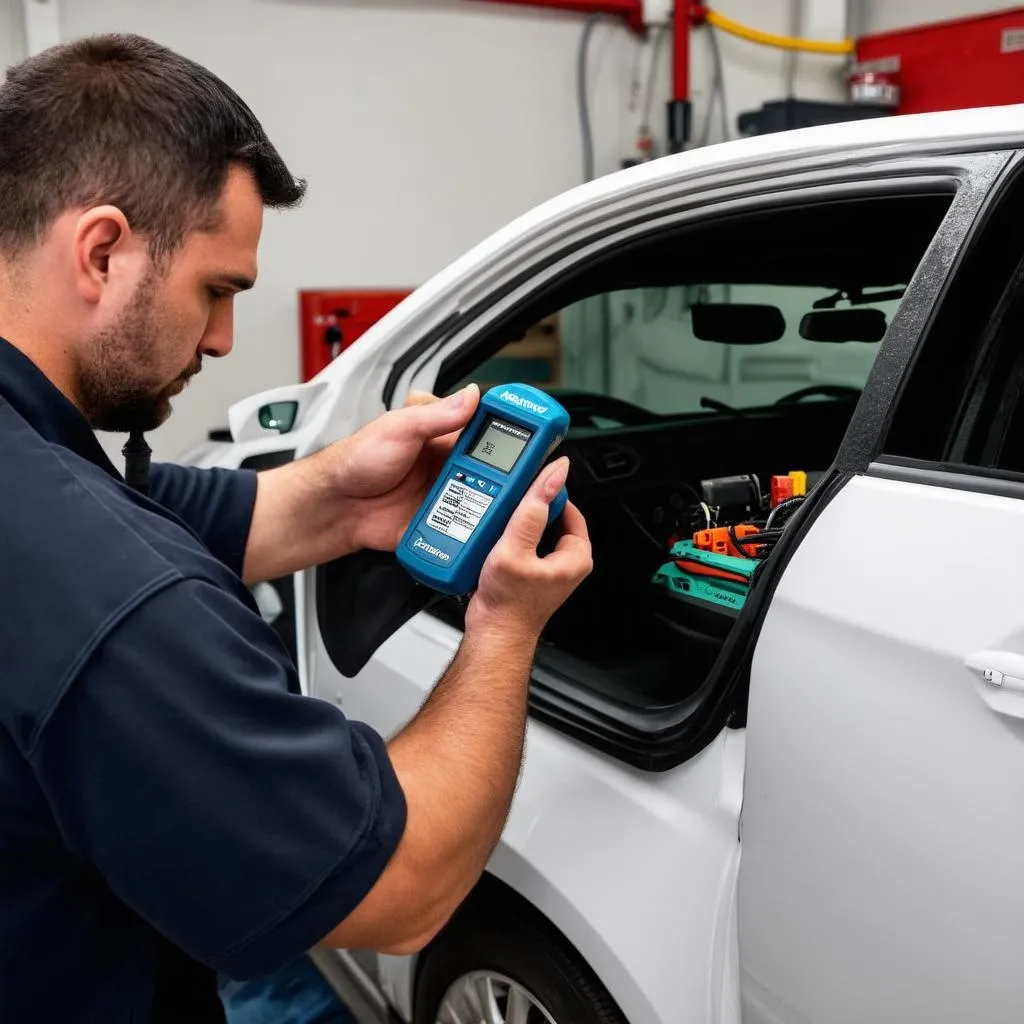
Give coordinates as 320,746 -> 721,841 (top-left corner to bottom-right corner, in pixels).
704,7 -> 855,56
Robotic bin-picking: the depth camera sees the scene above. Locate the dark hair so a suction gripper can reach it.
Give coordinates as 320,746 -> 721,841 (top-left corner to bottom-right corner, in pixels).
0,34 -> 305,256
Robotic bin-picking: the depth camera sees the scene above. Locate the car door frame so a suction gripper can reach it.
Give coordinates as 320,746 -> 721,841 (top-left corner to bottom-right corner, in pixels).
315,151 -> 1015,774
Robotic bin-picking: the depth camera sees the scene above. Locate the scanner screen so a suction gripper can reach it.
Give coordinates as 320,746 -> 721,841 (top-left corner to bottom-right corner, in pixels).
468,416 -> 532,473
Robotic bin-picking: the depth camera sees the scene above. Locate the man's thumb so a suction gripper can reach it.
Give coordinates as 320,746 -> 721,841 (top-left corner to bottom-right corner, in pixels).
394,383 -> 479,441
504,458 -> 569,551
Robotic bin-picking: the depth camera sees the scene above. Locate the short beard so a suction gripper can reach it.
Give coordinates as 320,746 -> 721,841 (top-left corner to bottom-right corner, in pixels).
76,270 -> 198,433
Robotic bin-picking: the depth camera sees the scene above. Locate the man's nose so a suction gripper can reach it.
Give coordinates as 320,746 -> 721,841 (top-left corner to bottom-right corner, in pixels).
200,301 -> 234,359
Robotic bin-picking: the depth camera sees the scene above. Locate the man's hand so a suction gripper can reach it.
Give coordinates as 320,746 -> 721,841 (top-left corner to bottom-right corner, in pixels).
467,457 -> 592,642
332,384 -> 480,554
320,461 -> 592,956
241,385 -> 478,585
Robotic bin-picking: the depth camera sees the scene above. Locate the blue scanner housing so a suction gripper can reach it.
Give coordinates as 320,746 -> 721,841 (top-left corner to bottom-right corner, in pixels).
397,383 -> 570,596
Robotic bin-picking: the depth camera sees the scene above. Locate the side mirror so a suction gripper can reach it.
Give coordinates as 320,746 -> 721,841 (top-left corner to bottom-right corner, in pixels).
691,304 -> 786,344
799,308 -> 887,343
259,401 -> 299,434
227,381 -> 331,443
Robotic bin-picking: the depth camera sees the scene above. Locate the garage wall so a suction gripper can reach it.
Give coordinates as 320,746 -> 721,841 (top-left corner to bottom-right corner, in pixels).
18,0 -> 852,460
0,0 -> 24,73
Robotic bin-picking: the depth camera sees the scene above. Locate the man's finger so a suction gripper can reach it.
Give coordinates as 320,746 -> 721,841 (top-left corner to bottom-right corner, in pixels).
403,390 -> 439,408
503,458 -> 570,553
553,502 -> 590,550
387,383 -> 480,443
544,502 -> 592,571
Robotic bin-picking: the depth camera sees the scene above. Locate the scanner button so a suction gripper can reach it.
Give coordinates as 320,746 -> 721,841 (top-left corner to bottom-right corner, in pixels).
454,472 -> 465,481
476,478 -> 488,490
488,483 -> 501,496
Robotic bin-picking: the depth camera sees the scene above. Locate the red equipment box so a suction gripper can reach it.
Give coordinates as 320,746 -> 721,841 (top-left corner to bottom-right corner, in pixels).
855,7 -> 1024,115
299,289 -> 412,382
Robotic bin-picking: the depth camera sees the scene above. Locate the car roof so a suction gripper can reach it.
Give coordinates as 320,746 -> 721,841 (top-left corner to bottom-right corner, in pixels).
530,103 -> 1024,220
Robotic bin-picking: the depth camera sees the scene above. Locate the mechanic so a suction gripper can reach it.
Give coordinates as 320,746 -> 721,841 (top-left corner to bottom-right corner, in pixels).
0,34 -> 593,1024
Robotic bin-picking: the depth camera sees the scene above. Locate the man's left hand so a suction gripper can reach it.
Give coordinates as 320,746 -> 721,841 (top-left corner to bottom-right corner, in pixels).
242,385 -> 479,585
331,384 -> 480,553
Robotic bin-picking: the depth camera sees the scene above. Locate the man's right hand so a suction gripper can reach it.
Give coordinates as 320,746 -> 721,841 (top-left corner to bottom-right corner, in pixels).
466,456 -> 592,641
320,456 -> 592,956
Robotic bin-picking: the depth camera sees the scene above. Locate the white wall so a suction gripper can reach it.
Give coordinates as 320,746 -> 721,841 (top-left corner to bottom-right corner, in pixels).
14,0 -> 896,461
0,0 -> 25,71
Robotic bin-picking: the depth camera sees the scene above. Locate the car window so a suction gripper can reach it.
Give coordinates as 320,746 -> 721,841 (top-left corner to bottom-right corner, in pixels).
529,285 -> 897,420
468,284 -> 899,422
427,189 -> 955,763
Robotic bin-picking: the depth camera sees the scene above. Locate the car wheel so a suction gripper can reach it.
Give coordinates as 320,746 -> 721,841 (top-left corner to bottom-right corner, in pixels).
414,895 -> 627,1024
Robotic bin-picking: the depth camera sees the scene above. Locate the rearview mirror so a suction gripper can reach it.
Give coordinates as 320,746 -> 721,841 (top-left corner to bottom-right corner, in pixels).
691,304 -> 786,344
799,308 -> 887,343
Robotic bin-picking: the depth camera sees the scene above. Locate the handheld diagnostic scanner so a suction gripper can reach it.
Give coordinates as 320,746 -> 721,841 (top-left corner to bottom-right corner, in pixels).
396,383 -> 570,596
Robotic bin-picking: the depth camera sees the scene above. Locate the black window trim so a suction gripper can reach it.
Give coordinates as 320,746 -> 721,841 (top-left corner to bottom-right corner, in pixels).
385,157 -> 990,411
834,149 -> 1017,474
434,174 -> 965,400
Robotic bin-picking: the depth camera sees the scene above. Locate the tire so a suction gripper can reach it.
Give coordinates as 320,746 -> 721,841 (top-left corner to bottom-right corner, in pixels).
414,889 -> 627,1024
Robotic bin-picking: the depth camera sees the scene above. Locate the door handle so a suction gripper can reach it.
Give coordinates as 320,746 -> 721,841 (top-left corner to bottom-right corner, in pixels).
965,650 -> 1024,693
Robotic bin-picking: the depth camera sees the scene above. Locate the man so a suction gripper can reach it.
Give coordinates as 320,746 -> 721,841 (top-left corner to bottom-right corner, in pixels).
0,33 -> 593,1024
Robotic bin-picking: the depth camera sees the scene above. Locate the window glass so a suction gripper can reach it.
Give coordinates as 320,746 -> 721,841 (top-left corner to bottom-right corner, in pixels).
555,285 -> 899,418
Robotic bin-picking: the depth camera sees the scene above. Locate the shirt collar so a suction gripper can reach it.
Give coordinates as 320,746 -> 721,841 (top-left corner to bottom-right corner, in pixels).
0,336 -> 122,479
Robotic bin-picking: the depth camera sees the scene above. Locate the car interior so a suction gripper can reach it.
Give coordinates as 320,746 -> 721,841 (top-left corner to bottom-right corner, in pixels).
432,193 -> 955,717
317,190 -> 956,764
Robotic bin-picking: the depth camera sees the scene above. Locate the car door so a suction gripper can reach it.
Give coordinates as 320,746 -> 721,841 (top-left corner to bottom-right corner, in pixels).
738,152 -> 1024,1023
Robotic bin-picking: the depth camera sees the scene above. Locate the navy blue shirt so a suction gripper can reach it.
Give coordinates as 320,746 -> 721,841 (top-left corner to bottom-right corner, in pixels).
0,339 -> 407,1023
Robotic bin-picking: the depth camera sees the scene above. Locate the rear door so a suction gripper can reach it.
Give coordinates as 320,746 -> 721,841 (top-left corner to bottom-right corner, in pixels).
738,153 -> 1024,1023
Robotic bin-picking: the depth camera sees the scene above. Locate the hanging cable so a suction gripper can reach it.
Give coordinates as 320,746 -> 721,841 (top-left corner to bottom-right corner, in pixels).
640,23 -> 670,141
702,7 -> 854,55
577,13 -> 604,182
783,0 -> 803,99
714,25 -> 729,142
697,24 -> 729,146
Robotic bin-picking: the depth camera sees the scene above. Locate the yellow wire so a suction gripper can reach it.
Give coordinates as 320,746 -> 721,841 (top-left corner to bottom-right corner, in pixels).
705,7 -> 855,56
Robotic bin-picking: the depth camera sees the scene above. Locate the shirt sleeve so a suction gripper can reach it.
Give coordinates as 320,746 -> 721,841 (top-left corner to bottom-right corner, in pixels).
148,464 -> 258,577
28,577 -> 407,979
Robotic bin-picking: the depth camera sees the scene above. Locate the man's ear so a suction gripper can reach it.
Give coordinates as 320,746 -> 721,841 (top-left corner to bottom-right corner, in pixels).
73,205 -> 136,305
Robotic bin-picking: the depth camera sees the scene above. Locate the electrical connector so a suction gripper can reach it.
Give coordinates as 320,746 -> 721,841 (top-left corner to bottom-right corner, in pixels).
694,523 -> 761,559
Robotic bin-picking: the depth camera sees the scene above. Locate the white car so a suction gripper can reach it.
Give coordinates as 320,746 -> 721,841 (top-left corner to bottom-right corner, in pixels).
196,105 -> 1024,1024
